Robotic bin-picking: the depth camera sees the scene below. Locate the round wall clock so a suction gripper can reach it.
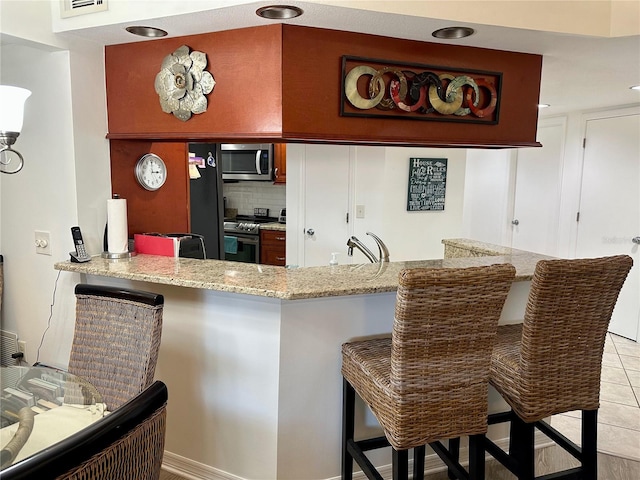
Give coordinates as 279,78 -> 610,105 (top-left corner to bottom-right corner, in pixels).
135,153 -> 167,191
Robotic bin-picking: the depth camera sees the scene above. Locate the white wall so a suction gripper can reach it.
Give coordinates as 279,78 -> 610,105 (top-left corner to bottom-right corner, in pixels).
1,0 -> 68,48
67,43 -> 112,252
287,145 -> 467,266
1,43 -> 81,366
50,0 -> 255,32
48,0 -> 639,39
462,119 -> 572,256
462,105 -> 640,259
557,110 -> 599,258
309,0 -> 636,37
461,149 -> 515,246
371,146 -> 467,261
0,0 -> 109,368
461,118 -> 568,257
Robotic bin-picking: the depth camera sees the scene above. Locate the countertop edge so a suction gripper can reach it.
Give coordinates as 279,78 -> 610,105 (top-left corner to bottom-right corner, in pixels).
259,223 -> 286,232
55,239 -> 552,300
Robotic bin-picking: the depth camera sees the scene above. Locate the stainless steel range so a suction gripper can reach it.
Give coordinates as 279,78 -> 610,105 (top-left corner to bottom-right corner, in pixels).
223,221 -> 261,236
223,215 -> 278,263
223,220 -> 260,263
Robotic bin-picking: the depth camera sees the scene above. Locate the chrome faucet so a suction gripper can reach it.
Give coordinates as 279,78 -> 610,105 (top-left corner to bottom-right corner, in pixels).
347,236 -> 377,263
346,232 -> 390,263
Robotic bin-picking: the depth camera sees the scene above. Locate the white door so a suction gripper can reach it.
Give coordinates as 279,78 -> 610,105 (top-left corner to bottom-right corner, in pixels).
302,145 -> 351,267
511,119 -> 565,256
576,113 -> 640,340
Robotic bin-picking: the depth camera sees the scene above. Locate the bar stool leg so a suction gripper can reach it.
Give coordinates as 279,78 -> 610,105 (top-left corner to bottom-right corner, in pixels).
582,409 -> 598,480
342,378 -> 355,480
392,448 -> 409,480
509,415 -> 534,480
468,434 -> 485,480
447,437 -> 460,480
413,445 -> 425,480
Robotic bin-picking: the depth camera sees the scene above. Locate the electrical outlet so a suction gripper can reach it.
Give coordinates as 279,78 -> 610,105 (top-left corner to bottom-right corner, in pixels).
35,230 -> 51,255
18,340 -> 27,362
356,205 -> 365,219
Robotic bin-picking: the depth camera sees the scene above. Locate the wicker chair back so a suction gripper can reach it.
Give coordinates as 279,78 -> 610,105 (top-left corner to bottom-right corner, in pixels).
68,284 -> 164,411
502,255 -> 633,421
343,263 -> 516,449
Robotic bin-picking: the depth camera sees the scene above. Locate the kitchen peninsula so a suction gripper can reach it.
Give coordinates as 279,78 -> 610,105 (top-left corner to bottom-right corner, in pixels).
54,239 -> 552,480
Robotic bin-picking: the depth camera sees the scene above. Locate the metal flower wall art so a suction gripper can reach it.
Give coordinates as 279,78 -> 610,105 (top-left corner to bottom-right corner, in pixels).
154,45 -> 216,122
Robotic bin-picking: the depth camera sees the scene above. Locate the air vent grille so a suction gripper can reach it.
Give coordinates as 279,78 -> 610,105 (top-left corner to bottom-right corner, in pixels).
60,0 -> 108,18
0,329 -> 19,367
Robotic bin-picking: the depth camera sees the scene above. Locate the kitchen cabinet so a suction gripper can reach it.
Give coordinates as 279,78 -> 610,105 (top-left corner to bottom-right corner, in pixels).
110,140 -> 190,236
273,144 -> 286,184
260,230 -> 286,266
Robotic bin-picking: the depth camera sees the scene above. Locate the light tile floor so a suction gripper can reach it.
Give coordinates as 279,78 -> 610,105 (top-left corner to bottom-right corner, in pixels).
551,332 -> 640,461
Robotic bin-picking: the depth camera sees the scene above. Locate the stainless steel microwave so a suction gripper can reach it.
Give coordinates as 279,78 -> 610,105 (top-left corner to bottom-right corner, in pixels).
220,143 -> 273,181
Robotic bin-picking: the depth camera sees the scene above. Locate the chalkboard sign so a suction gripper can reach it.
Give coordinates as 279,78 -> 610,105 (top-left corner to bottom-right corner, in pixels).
407,158 -> 447,211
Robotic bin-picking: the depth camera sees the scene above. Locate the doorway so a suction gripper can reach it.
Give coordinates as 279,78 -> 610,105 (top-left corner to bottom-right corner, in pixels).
300,145 -> 351,267
511,118 -> 566,256
575,111 -> 640,341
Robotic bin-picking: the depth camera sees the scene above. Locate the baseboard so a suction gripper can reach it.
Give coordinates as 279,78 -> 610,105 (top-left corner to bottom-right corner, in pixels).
162,451 -> 244,480
161,434 -> 554,480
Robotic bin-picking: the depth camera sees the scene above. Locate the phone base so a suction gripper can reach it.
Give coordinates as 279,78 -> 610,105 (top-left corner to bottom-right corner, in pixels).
70,252 -> 91,263
100,251 -> 136,260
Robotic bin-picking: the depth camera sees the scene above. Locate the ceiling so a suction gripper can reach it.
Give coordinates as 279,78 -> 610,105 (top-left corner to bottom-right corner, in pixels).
40,1 -> 640,116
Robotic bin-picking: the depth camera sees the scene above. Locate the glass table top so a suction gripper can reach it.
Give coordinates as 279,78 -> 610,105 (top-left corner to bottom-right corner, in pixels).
0,365 -> 105,469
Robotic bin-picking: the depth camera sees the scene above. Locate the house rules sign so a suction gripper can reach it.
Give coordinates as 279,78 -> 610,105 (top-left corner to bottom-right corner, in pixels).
407,158 -> 447,211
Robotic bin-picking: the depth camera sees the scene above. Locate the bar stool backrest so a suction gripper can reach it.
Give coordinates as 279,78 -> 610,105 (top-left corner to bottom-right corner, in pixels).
518,255 -> 633,418
68,284 -> 164,411
388,263 -> 516,444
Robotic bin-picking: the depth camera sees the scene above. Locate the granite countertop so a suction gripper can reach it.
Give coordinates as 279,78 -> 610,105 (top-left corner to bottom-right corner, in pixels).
441,238 -> 529,256
259,222 -> 286,232
54,239 -> 553,300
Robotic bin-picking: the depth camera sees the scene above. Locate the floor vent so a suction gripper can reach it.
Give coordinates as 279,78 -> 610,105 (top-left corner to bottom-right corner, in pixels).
60,0 -> 108,19
0,329 -> 19,367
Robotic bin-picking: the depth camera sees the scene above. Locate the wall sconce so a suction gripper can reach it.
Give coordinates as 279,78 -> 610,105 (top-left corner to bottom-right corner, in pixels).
0,85 -> 31,174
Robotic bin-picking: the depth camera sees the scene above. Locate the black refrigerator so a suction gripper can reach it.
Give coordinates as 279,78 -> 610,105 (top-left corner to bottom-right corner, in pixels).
188,143 -> 223,259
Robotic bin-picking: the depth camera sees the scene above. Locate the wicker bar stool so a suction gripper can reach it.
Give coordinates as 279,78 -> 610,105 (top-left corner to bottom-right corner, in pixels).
68,284 -> 164,411
342,264 -> 516,480
484,255 -> 633,480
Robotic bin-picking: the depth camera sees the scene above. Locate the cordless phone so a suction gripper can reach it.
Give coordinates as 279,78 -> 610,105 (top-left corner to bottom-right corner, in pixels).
70,226 -> 91,263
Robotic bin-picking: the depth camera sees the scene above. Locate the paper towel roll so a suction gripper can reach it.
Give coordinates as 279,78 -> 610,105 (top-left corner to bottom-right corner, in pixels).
107,198 -> 129,254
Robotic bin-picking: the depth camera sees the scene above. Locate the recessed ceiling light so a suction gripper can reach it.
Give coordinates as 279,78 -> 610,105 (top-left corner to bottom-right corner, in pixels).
630,85 -> 640,91
256,5 -> 303,20
538,104 -> 551,109
432,26 -> 475,40
125,26 -> 168,38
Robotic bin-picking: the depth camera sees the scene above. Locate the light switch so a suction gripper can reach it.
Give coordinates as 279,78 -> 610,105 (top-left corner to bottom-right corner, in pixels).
356,205 -> 365,218
35,231 -> 51,255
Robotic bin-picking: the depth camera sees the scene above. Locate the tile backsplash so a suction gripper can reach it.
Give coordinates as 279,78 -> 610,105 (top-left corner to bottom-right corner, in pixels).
223,182 -> 285,217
